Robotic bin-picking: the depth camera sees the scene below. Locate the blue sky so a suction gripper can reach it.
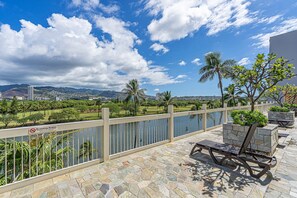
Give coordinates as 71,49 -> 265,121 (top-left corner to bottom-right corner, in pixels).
0,0 -> 297,96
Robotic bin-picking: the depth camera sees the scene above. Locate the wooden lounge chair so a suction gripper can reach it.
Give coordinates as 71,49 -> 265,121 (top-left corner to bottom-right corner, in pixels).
190,123 -> 277,178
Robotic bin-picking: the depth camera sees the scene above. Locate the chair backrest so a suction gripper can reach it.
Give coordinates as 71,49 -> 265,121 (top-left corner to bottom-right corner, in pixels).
238,123 -> 258,155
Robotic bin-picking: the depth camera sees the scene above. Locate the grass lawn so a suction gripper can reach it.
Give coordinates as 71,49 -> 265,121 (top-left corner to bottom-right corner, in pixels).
0,105 -> 194,129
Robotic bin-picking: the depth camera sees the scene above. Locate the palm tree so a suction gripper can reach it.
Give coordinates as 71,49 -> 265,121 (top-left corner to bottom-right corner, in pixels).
199,52 -> 236,107
122,79 -> 146,116
223,84 -> 243,107
158,91 -> 174,112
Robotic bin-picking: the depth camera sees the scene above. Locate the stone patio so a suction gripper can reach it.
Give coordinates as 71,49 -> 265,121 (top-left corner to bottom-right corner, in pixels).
0,124 -> 297,198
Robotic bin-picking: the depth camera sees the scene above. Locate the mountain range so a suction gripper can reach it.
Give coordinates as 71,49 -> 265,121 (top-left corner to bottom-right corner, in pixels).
0,84 -> 127,100
0,84 -> 221,101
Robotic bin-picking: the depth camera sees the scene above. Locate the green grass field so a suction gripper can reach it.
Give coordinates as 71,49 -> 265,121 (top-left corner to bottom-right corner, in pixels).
0,105 -> 194,129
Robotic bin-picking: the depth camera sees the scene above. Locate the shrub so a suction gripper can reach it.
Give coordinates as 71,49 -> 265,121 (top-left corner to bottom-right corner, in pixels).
231,110 -> 268,127
269,106 -> 290,112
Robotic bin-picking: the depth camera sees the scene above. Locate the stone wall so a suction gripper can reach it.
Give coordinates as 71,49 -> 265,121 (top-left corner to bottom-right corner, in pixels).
223,123 -> 278,155
268,111 -> 295,126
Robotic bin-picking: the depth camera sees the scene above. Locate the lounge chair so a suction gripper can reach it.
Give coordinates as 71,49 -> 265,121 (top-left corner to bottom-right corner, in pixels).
190,123 -> 277,178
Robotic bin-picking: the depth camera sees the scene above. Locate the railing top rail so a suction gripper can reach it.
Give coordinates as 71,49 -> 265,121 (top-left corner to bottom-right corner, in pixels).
173,110 -> 204,117
109,113 -> 170,125
0,119 -> 104,139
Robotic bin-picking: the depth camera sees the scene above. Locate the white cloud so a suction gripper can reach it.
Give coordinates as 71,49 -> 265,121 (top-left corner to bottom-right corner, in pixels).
71,0 -> 119,14
150,43 -> 169,54
252,18 -> 297,48
238,57 -> 250,65
0,14 -> 180,90
175,74 -> 187,79
0,1 -> 4,7
258,15 -> 281,24
191,58 -> 201,66
145,0 -> 254,43
179,60 -> 186,66
154,88 -> 160,92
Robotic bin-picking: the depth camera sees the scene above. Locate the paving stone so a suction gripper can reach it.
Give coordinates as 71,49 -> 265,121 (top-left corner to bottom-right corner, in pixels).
99,183 -> 110,195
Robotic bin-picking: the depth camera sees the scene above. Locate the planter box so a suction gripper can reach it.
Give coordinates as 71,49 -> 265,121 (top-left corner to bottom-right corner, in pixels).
268,111 -> 295,126
223,123 -> 278,155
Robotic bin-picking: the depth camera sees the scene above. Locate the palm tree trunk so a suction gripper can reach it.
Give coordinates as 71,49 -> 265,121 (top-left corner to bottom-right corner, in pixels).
218,73 -> 224,108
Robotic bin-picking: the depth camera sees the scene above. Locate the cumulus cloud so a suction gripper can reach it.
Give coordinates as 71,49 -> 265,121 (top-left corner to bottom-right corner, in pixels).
145,0 -> 254,43
0,14 -> 180,90
252,18 -> 297,48
71,0 -> 119,14
191,58 -> 201,66
154,88 -> 160,92
238,57 -> 251,65
150,43 -> 169,54
179,60 -> 186,66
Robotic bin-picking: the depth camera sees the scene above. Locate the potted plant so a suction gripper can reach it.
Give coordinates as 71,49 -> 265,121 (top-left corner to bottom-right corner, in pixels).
223,110 -> 278,155
268,106 -> 295,126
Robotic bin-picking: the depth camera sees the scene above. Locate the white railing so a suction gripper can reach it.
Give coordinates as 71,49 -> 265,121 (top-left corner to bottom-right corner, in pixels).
0,101 -> 274,192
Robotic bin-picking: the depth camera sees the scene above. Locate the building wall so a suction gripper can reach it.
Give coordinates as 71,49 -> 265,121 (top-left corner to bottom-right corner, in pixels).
269,30 -> 297,85
28,86 -> 34,100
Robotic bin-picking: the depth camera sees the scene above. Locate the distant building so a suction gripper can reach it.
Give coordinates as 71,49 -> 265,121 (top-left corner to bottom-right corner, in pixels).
28,86 -> 34,100
15,96 -> 24,100
0,92 -> 2,100
270,30 -> 297,85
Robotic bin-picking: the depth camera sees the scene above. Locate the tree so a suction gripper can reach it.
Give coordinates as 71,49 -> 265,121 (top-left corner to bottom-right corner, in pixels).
10,96 -> 19,115
0,99 -> 9,115
158,91 -> 174,112
0,114 -> 16,128
76,105 -> 88,113
61,109 -> 80,120
28,113 -> 44,124
199,52 -> 236,107
17,117 -> 29,126
223,84 -> 244,107
191,101 -> 202,111
231,53 -> 295,111
122,79 -> 146,116
95,99 -> 102,117
102,103 -> 120,117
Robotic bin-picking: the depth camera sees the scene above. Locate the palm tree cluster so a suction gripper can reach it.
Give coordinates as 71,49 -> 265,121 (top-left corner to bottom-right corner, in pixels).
158,91 -> 175,112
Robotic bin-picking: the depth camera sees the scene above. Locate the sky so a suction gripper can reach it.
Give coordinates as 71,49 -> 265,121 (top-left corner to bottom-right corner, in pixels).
0,0 -> 297,96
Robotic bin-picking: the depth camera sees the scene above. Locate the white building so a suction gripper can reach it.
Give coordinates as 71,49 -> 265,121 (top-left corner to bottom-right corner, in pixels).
270,30 -> 297,85
28,86 -> 34,100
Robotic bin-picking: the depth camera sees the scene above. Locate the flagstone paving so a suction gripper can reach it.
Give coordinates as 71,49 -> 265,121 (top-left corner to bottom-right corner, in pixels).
0,125 -> 297,198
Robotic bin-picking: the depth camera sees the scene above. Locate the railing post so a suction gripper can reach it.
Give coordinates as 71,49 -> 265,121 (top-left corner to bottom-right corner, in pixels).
168,105 -> 174,142
223,103 -> 228,123
237,102 -> 241,109
102,108 -> 110,162
202,104 -> 207,131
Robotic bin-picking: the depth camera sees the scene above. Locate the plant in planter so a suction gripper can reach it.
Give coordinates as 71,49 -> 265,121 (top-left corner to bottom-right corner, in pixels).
268,106 -> 295,127
223,110 -> 278,155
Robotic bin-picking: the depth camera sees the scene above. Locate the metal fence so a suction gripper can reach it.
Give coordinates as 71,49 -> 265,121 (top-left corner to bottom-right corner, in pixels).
0,101 -> 274,191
